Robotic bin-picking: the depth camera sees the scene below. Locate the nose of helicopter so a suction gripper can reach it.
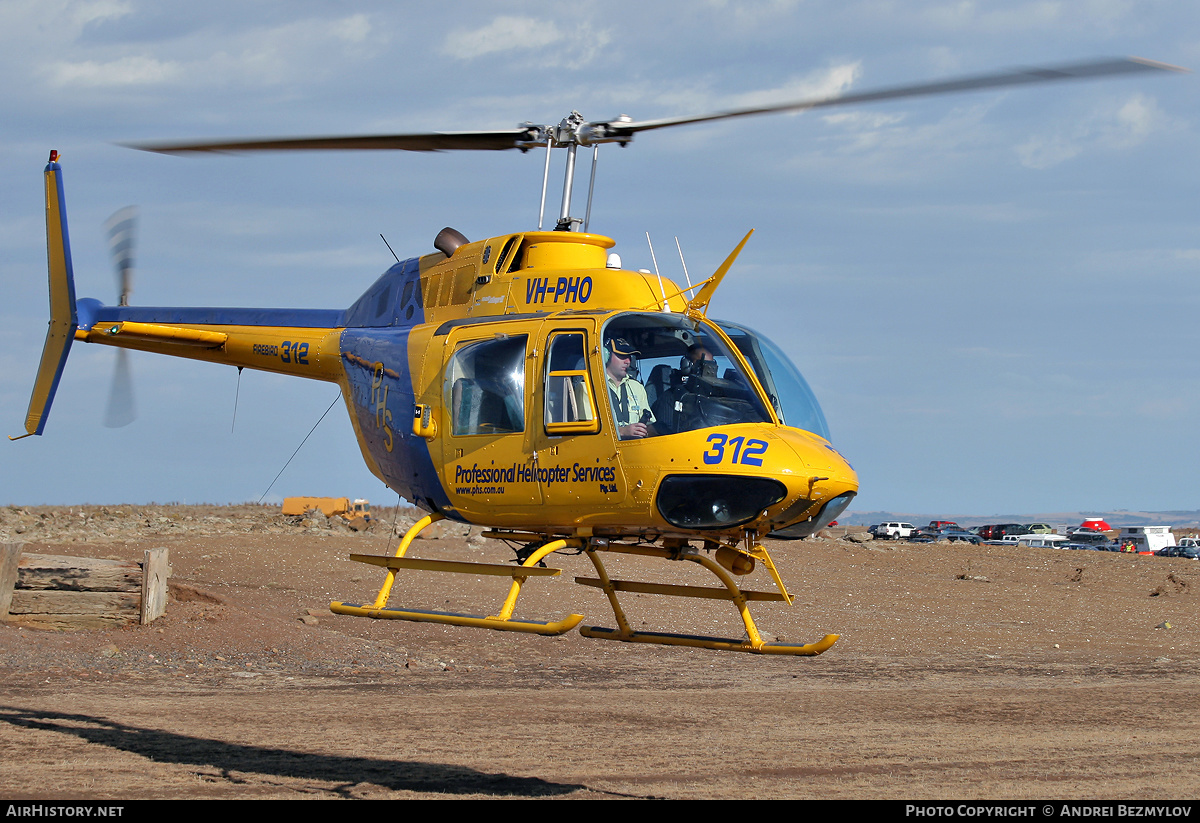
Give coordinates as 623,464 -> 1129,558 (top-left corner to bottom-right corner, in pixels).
759,427 -> 858,537
649,425 -> 857,536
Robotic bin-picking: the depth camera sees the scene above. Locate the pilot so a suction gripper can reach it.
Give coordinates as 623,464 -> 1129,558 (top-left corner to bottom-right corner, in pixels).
605,336 -> 657,439
685,344 -> 715,372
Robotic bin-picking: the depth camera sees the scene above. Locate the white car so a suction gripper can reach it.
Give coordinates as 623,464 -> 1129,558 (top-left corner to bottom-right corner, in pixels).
870,522 -> 915,540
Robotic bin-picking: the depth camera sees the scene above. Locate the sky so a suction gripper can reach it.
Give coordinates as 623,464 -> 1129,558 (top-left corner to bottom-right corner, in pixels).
1,0 -> 1197,516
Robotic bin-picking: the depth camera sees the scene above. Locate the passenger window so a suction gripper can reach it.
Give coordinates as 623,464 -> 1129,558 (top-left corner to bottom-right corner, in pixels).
445,335 -> 527,436
544,332 -> 600,435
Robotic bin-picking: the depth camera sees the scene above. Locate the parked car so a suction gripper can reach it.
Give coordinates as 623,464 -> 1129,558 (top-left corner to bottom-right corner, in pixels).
926,520 -> 960,530
910,527 -> 980,544
1015,533 -> 1068,548
1155,545 -> 1200,559
1062,531 -> 1118,551
939,527 -> 982,544
988,524 -> 1030,540
870,522 -> 915,540
1024,523 -> 1054,534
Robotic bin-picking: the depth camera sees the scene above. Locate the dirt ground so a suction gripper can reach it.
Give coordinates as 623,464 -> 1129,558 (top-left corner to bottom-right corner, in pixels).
1,505 -> 1198,800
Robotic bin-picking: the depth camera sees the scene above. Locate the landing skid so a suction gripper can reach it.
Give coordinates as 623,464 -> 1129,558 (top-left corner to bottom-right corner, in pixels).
330,515 -> 838,656
329,603 -> 584,635
330,514 -> 584,635
579,626 -> 839,656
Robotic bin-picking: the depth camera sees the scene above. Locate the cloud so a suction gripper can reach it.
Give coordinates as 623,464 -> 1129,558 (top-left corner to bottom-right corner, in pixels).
46,54 -> 181,87
700,0 -> 803,28
442,15 -> 611,66
729,62 -> 863,110
784,99 -> 1002,184
1110,94 -> 1159,147
1016,93 -> 1169,169
917,0 -> 1148,36
39,13 -> 379,91
923,1 -> 1065,31
1013,132 -> 1080,169
68,0 -> 134,28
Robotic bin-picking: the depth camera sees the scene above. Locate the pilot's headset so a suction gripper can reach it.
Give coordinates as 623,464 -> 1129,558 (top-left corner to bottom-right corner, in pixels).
680,344 -> 717,379
604,335 -> 640,379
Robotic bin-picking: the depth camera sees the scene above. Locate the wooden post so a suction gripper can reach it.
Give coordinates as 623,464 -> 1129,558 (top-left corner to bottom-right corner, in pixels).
141,547 -> 168,625
0,543 -> 23,620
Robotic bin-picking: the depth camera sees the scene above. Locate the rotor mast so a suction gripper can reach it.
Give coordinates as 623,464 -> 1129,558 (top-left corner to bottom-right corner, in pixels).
526,111 -> 634,232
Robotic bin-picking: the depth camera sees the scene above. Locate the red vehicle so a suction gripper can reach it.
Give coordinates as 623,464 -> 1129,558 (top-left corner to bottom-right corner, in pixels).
927,520 -> 959,530
979,524 -> 1029,540
1080,518 -> 1112,532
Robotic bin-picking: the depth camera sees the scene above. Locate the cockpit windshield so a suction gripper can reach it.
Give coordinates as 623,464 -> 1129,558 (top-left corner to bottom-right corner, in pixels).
715,320 -> 831,441
600,313 -> 773,438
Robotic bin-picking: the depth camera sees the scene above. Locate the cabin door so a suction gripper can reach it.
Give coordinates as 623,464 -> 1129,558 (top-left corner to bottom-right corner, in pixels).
440,328 -> 542,517
532,324 -> 628,518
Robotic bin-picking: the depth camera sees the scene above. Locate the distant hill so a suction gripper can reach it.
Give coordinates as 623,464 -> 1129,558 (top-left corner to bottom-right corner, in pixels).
843,509 -> 1200,529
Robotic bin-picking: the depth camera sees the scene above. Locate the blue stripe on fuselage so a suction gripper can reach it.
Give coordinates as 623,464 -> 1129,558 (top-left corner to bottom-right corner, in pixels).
79,256 -> 424,331
339,257 -> 455,519
85,304 -> 346,328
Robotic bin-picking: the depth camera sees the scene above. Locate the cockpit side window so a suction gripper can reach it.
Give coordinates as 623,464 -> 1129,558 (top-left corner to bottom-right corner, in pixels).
543,331 -> 600,435
445,335 -> 527,436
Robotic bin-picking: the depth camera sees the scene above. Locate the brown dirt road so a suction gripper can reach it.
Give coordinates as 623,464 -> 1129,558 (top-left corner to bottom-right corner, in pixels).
1,505 -> 1198,799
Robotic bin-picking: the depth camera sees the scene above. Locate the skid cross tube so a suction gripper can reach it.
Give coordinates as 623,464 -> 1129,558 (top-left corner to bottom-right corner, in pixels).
577,542 -> 838,656
329,521 -> 584,635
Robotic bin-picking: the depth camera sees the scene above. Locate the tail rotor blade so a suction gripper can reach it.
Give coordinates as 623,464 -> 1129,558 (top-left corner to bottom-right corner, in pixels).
103,349 -> 137,428
102,207 -> 138,428
104,206 -> 137,307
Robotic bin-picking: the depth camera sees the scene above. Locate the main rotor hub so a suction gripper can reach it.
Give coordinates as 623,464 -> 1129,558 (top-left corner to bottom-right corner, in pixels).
517,112 -> 636,151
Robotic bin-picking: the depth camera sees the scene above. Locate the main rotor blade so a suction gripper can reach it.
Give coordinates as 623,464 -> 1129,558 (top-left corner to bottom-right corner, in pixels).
607,57 -> 1187,137
122,57 -> 1185,157
127,129 -> 541,155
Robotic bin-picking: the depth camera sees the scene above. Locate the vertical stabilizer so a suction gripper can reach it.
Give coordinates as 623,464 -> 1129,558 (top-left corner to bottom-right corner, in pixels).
11,152 -> 78,440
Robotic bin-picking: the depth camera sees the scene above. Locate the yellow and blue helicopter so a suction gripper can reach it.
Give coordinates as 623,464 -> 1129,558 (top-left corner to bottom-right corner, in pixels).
14,58 -> 1182,655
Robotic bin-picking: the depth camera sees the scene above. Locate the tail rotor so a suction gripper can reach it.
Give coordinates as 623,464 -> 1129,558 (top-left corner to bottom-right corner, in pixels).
102,207 -> 137,428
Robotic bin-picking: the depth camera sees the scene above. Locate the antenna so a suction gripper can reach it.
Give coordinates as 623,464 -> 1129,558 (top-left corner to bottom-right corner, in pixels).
537,140 -> 552,230
231,366 -> 243,433
645,232 -> 669,312
675,236 -> 695,295
380,234 -> 400,263
583,145 -> 599,233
